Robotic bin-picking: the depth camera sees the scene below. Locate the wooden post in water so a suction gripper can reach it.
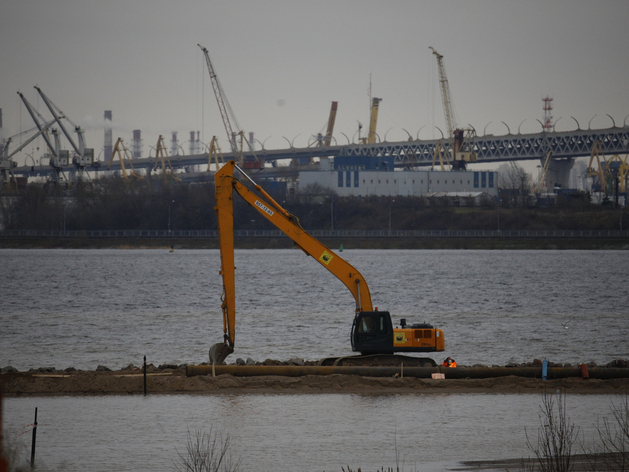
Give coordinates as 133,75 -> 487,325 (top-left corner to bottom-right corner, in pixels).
0,390 -> 9,472
30,407 -> 38,468
143,356 -> 147,395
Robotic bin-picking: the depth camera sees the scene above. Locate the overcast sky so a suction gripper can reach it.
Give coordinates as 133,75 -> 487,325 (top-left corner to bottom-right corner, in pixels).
1,0 -> 628,168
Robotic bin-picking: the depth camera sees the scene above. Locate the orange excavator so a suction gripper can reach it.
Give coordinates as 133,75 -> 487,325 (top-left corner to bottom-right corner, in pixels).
209,160 -> 445,365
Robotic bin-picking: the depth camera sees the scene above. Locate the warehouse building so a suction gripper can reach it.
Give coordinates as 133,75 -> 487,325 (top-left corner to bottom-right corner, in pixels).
298,156 -> 498,198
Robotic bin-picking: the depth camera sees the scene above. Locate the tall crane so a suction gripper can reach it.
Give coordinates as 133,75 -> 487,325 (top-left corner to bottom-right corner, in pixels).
430,47 -> 456,141
323,101 -> 338,147
107,137 -> 143,184
198,44 -> 260,168
17,91 -> 68,184
367,97 -> 382,144
358,97 -> 382,144
532,151 -> 553,194
34,86 -> 95,180
429,47 -> 477,169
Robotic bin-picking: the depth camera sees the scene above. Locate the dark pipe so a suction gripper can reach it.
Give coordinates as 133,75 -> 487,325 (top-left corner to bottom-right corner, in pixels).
186,365 -> 629,379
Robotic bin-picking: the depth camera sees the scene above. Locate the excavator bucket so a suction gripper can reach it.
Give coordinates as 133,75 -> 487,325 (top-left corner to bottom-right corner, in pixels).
209,342 -> 233,365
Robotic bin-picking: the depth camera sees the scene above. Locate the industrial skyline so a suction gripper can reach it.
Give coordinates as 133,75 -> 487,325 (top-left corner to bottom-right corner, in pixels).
1,0 -> 628,172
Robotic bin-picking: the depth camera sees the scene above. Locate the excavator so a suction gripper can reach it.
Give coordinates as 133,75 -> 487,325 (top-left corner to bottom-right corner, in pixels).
209,160 -> 445,365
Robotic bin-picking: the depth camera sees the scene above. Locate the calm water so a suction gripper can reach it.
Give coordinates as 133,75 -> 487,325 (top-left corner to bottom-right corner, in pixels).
3,393 -> 626,472
2,249 -> 628,471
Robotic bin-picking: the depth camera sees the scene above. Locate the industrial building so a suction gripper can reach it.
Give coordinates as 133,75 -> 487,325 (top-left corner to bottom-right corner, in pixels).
298,156 -> 498,200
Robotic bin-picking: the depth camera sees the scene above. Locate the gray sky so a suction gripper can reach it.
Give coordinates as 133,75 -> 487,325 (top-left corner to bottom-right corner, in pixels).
1,0 -> 628,167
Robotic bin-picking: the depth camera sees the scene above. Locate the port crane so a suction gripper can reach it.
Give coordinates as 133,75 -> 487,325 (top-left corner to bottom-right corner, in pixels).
209,160 -> 445,365
358,97 -> 382,144
310,101 -> 339,148
587,141 -> 608,194
531,151 -> 553,194
152,135 -> 180,182
107,138 -> 143,183
323,101 -> 338,147
198,44 -> 261,168
17,91 -> 67,184
1,121 -> 56,190
34,86 -> 95,181
429,47 -> 477,169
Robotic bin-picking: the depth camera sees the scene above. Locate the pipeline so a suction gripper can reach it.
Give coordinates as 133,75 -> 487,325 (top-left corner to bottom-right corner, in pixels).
186,365 -> 629,379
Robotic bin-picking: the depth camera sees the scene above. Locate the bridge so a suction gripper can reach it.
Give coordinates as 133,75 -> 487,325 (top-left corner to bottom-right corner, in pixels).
8,125 -> 629,185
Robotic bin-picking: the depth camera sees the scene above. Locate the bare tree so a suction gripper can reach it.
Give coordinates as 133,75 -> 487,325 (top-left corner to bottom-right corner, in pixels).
585,392 -> 629,471
498,162 -> 532,207
525,391 -> 579,472
173,429 -> 240,472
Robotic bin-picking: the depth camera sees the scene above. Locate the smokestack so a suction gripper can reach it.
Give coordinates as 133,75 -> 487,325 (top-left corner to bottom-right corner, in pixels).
104,110 -> 112,161
249,131 -> 255,150
189,131 -> 195,154
171,132 -> 178,157
132,129 -> 142,158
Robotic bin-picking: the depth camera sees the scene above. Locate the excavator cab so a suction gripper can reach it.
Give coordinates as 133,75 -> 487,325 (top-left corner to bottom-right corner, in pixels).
351,311 -> 394,354
352,311 -> 445,355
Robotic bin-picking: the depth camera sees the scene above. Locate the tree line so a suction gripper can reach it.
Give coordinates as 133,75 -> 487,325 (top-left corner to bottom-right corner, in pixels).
0,176 -> 626,232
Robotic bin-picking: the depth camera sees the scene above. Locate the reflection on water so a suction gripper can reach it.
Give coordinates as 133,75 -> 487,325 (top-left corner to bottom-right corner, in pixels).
4,393 -> 623,472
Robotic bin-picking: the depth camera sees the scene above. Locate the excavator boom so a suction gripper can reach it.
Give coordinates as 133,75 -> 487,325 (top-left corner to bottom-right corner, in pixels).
211,161 -> 373,363
210,161 -> 444,363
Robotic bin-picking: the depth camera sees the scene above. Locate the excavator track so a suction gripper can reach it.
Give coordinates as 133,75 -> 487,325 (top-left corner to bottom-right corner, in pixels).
318,354 -> 436,367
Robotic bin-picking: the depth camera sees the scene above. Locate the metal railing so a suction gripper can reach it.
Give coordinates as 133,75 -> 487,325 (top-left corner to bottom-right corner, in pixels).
1,229 -> 627,239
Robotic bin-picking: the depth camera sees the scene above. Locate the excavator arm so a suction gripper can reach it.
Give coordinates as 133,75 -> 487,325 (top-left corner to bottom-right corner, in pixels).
210,160 -> 373,363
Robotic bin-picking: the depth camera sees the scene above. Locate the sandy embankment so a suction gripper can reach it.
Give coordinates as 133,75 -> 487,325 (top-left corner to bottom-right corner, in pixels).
2,364 -> 628,396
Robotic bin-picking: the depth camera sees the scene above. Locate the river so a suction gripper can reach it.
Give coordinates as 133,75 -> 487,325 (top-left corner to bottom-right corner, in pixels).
1,248 -> 628,471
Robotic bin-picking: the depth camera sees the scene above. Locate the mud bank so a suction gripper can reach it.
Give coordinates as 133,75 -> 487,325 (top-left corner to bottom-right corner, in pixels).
2,367 -> 628,396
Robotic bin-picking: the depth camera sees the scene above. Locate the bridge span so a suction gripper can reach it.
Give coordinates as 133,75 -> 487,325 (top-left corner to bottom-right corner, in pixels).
10,125 -> 629,180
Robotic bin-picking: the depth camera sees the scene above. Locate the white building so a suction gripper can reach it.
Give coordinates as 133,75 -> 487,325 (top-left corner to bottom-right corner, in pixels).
299,169 -> 499,198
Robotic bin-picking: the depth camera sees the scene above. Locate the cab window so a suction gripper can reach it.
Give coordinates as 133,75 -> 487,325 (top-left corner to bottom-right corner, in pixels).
358,314 -> 387,334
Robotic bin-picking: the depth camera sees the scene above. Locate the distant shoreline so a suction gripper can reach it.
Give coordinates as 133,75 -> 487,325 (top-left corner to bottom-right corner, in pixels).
1,236 -> 628,250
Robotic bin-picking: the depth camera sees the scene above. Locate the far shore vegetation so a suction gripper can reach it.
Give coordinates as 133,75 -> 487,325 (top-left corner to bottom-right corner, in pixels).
1,172 -> 627,250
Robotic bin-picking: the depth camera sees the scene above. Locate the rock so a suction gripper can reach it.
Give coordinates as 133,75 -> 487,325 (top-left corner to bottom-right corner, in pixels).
64,367 -> 77,372
606,359 -> 628,368
246,357 -> 256,366
532,358 -> 543,366
236,358 -> 246,365
96,365 -> 112,372
1,366 -> 18,373
287,358 -> 305,366
587,361 -> 597,368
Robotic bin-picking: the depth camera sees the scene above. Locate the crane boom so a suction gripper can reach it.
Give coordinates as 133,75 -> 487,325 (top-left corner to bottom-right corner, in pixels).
323,101 -> 338,147
367,98 -> 382,144
198,44 -> 239,155
429,46 -> 456,140
17,91 -> 58,158
35,86 -> 81,155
